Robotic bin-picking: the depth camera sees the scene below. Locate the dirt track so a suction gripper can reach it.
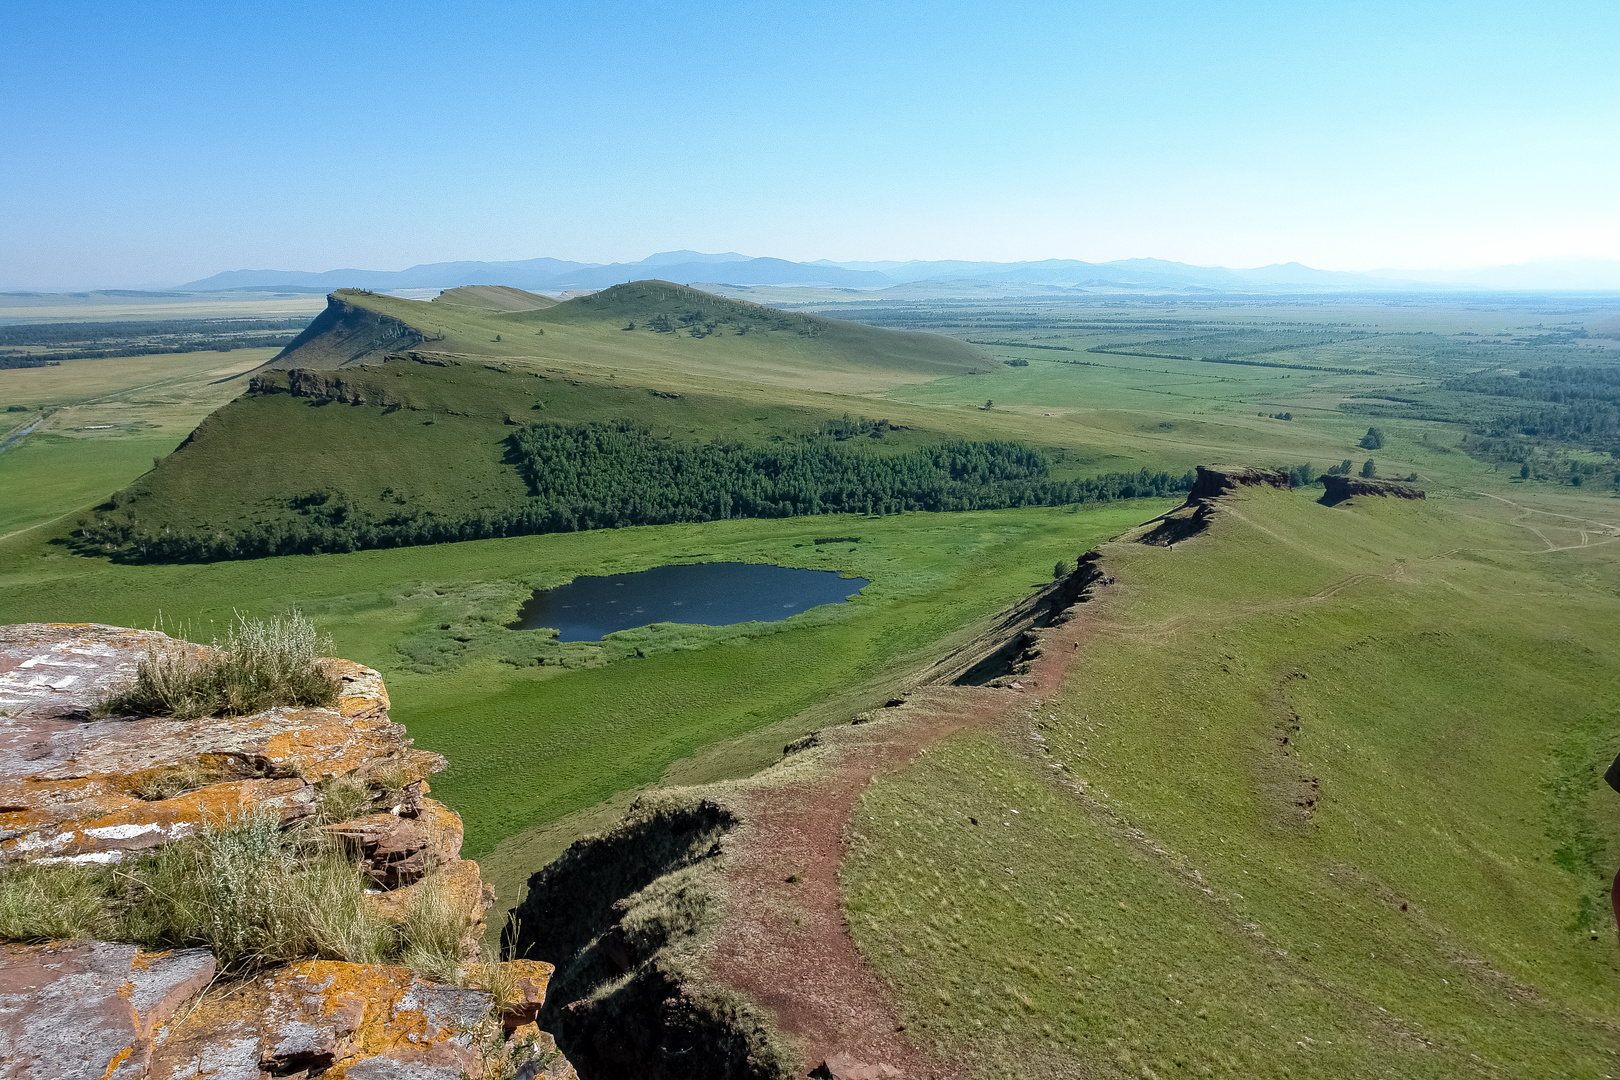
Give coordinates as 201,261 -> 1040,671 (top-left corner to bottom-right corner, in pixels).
699,587 -> 1111,1078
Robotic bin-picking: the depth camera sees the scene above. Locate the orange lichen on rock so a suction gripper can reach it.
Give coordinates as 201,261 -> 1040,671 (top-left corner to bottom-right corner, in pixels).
0,624 -> 444,864
0,940 -> 215,1080
143,957 -> 561,1079
0,622 -> 574,1079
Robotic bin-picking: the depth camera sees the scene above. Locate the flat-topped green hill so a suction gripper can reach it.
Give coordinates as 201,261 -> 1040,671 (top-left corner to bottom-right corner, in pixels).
78,285 -> 1186,562
430,284 -> 558,312
264,282 -> 989,391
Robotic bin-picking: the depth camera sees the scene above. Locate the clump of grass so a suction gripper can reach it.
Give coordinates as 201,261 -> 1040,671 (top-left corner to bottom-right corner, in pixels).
0,813 -> 475,975
0,861 -> 115,941
117,812 -> 348,967
396,871 -> 474,983
360,759 -> 420,812
128,760 -> 217,801
100,611 -> 339,720
472,938 -> 520,1024
315,773 -> 377,825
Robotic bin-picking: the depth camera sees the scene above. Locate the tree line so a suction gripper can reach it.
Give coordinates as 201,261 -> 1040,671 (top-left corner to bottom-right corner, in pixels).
75,421 -> 1195,562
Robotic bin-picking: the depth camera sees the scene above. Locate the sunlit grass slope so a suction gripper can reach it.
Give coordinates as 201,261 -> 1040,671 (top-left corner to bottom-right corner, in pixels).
275,282 -> 988,393
845,486 -> 1620,1078
0,502 -> 1164,859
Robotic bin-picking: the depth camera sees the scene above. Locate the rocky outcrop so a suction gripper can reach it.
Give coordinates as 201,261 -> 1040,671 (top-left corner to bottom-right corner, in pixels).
1320,474 -> 1426,506
931,550 -> 1106,687
144,958 -> 571,1080
0,942 -> 572,1080
0,622 -> 572,1079
1139,465 -> 1292,546
0,623 -> 443,867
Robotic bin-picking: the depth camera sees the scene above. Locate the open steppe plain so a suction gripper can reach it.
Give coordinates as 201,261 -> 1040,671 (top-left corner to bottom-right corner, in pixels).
3,285 -> 1620,1076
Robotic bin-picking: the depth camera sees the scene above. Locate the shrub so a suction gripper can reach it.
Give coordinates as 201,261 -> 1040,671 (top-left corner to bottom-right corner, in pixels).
0,810 -> 479,979
100,611 -> 339,720
1360,427 -> 1385,450
120,813 -> 323,966
112,811 -> 407,969
1361,459 -> 1377,478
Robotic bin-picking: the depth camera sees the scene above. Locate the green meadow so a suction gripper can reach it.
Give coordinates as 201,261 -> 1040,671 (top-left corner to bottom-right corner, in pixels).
4,287 -> 1620,1069
0,346 -> 272,540
844,484 -> 1620,1078
0,502 -> 1157,861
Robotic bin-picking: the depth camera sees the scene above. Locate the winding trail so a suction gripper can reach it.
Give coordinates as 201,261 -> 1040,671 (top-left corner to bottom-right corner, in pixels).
1476,490 -> 1620,553
698,583 -> 1115,1078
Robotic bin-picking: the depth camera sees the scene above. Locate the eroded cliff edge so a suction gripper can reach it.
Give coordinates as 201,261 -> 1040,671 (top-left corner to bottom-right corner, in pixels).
0,622 -> 573,1080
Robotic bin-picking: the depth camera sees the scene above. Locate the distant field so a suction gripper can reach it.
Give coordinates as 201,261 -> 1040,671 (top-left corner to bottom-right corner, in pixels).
846,485 -> 1620,1078
0,289 -> 328,324
0,347 -> 272,539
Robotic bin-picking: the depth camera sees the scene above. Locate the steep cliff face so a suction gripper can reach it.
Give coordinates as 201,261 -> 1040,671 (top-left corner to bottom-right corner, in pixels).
1320,474 -> 1426,505
263,291 -> 425,370
0,623 -> 573,1080
504,794 -> 786,1080
1138,465 -> 1293,546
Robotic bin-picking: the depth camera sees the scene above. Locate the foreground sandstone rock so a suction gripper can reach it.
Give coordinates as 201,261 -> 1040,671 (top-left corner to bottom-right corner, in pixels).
0,940 -> 214,1079
145,957 -> 572,1080
0,623 -> 571,1079
0,623 -> 440,865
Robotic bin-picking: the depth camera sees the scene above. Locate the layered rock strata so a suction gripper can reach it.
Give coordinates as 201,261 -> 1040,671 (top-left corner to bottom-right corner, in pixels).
0,622 -> 571,1079
1319,474 -> 1426,505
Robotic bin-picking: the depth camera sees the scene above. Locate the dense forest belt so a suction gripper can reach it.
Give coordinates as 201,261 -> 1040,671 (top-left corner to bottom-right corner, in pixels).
74,420 -> 1194,562
1447,364 -> 1620,455
506,421 -> 1191,522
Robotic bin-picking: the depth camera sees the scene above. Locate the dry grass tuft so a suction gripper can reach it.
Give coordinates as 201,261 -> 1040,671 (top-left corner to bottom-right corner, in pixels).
100,611 -> 339,720
315,773 -> 376,825
396,871 -> 473,983
0,861 -> 116,941
128,760 -> 217,801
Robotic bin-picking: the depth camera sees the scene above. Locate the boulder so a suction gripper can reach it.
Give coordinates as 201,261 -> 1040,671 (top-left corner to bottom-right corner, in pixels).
329,798 -> 466,888
0,940 -> 214,1080
811,1053 -> 904,1080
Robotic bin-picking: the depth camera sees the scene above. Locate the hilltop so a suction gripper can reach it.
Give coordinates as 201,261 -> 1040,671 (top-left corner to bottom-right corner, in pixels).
432,284 -> 559,313
78,283 -> 1196,563
262,281 -> 988,382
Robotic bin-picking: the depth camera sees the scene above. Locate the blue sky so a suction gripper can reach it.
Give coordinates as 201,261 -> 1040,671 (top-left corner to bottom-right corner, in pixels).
3,1 -> 1616,288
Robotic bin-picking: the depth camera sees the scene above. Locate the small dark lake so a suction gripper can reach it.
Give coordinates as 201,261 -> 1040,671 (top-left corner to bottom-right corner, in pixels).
509,562 -> 870,642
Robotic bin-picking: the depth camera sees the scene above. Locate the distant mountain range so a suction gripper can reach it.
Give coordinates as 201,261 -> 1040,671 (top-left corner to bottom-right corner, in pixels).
176,251 -> 1620,296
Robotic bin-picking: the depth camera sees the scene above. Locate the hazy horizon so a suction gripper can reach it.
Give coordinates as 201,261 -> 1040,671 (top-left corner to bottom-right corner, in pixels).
13,251 -> 1620,296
